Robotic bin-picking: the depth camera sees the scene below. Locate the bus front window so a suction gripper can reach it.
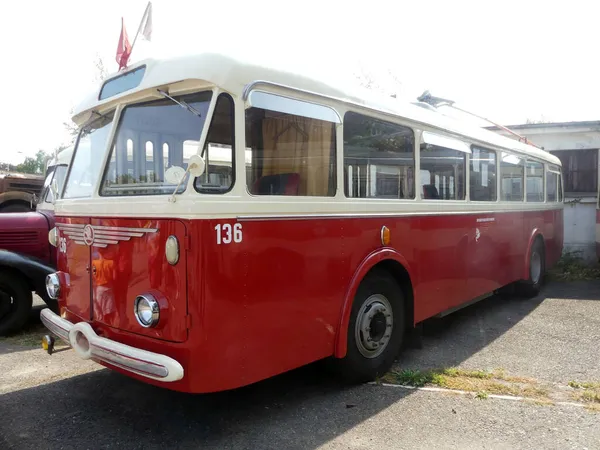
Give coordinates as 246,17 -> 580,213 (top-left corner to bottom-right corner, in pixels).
63,112 -> 115,199
100,91 -> 214,196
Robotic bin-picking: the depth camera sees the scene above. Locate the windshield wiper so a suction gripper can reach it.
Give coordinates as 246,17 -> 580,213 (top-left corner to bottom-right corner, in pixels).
157,89 -> 202,118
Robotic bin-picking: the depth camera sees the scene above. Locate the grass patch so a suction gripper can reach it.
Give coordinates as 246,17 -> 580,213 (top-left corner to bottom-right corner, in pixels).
475,391 -> 488,400
578,390 -> 600,404
547,251 -> 600,281
384,367 -> 552,400
569,380 -> 600,390
569,379 -> 600,404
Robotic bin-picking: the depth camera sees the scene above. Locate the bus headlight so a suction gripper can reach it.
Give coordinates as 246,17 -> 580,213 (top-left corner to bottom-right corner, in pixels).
49,227 -> 58,247
46,273 -> 61,299
165,235 -> 179,265
134,294 -> 160,328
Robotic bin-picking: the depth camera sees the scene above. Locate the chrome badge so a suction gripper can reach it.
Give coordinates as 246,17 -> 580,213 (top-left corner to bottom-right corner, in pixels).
56,223 -> 158,248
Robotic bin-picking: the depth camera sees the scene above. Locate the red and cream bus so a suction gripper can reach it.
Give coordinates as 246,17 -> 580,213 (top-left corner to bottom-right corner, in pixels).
40,52 -> 564,393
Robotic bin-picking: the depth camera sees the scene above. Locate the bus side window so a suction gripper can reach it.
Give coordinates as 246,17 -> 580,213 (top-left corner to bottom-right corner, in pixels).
500,152 -> 524,201
558,172 -> 563,202
342,112 -> 415,199
470,146 -> 497,201
420,142 -> 466,200
526,160 -> 544,202
245,106 -> 336,197
546,167 -> 558,202
194,93 -> 235,194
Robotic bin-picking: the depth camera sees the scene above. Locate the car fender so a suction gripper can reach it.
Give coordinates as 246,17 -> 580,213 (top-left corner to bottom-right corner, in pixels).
0,249 -> 56,307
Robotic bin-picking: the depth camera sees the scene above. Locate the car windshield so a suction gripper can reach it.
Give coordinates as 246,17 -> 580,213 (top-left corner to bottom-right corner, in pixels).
63,112 -> 115,199
100,91 -> 213,196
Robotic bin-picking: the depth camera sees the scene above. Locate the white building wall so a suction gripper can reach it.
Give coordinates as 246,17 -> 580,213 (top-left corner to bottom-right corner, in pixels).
563,199 -> 597,261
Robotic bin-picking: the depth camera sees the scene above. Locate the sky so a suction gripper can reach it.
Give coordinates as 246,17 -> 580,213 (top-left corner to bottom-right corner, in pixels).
1,0 -> 598,165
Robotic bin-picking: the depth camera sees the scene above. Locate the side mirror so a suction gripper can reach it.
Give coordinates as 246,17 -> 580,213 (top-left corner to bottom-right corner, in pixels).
187,154 -> 206,177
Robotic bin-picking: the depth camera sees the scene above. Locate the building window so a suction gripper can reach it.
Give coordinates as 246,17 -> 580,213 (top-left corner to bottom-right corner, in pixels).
246,106 -> 336,196
526,160 -> 544,202
500,152 -> 524,201
550,149 -> 597,194
420,137 -> 466,200
343,112 -> 415,199
470,146 -> 497,201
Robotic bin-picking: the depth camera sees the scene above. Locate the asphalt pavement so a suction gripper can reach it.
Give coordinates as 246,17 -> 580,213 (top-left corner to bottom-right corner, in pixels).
1,281 -> 599,449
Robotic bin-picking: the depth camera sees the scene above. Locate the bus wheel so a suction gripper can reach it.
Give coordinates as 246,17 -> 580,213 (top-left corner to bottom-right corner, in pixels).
0,272 -> 33,336
517,238 -> 545,298
337,269 -> 405,383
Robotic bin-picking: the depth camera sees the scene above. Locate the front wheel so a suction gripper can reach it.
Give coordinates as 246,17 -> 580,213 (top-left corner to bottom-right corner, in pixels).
0,272 -> 33,336
334,269 -> 405,383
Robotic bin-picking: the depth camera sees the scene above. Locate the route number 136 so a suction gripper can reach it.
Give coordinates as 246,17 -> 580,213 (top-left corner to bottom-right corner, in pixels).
215,223 -> 243,245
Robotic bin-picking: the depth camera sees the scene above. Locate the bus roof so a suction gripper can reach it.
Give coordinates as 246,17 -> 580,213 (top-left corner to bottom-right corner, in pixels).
73,52 -> 561,167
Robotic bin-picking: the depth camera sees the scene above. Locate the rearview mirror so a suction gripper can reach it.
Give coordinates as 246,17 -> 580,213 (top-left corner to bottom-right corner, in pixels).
187,154 -> 206,177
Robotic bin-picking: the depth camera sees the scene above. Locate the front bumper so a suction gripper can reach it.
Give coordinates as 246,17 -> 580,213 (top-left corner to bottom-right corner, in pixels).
40,308 -> 184,383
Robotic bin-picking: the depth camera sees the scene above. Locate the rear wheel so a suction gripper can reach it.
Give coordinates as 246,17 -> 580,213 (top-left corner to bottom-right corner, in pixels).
516,238 -> 545,298
0,272 -> 33,336
334,269 -> 405,383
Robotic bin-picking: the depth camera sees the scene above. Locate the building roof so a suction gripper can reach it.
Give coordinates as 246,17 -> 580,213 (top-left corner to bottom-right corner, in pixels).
73,52 -> 561,166
485,120 -> 600,132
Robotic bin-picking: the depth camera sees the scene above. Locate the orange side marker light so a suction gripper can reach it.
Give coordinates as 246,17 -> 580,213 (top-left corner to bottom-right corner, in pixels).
380,226 -> 391,246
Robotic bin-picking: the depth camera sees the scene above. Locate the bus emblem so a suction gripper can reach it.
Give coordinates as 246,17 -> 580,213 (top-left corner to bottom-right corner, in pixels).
83,225 -> 95,246
56,223 -> 158,248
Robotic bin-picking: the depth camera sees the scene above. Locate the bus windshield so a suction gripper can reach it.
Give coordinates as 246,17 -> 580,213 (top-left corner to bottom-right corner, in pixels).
100,91 -> 213,196
63,112 -> 115,199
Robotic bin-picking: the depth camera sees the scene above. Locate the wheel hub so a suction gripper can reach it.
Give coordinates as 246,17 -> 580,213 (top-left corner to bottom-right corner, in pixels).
355,294 -> 393,359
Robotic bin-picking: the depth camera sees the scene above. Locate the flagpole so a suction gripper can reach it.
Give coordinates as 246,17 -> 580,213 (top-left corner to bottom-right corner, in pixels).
129,1 -> 151,60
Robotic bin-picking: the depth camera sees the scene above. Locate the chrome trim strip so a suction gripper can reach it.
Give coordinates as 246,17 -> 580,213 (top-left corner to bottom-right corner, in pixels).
95,231 -> 144,238
93,225 -> 158,233
40,308 -> 184,382
236,208 -> 563,222
57,223 -> 85,227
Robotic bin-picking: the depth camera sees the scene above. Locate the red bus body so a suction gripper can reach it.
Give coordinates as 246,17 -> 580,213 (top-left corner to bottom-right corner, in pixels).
51,208 -> 562,393
41,53 -> 564,393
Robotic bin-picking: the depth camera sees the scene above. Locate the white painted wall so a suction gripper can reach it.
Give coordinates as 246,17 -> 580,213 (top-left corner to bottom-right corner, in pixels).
563,197 -> 597,261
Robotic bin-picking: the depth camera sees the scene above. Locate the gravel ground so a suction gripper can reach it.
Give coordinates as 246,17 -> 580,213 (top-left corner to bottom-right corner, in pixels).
0,282 -> 599,449
396,281 -> 600,384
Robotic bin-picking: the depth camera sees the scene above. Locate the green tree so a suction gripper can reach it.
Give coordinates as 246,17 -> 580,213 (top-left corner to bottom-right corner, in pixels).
15,150 -> 50,174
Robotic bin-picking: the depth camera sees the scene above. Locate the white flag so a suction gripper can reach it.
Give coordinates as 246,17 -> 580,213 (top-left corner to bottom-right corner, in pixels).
140,2 -> 152,41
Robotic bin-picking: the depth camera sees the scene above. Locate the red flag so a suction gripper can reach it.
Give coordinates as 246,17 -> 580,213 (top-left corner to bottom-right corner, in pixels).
116,17 -> 132,70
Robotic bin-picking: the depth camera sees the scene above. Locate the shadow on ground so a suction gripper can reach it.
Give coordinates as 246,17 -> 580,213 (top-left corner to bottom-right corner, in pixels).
1,281 -> 598,449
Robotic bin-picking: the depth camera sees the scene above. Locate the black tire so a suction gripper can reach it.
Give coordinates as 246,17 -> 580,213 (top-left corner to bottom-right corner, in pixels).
0,272 -> 33,336
516,238 -> 545,298
334,269 -> 405,383
0,203 -> 32,213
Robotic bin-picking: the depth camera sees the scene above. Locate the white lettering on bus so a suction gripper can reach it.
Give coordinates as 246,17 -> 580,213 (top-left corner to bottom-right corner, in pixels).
215,223 -> 243,245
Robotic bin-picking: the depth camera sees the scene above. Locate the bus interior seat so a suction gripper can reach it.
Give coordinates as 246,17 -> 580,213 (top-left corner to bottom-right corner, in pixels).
422,184 -> 439,199
252,173 -> 300,195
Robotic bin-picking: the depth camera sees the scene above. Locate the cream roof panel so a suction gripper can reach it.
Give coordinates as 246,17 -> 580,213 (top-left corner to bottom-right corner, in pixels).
72,52 -> 561,167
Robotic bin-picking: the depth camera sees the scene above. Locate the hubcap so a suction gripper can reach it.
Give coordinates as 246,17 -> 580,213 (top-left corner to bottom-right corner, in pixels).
531,250 -> 542,284
355,294 -> 393,359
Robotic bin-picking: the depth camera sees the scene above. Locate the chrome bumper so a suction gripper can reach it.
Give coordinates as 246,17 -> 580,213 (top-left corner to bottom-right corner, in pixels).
40,308 -> 184,383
